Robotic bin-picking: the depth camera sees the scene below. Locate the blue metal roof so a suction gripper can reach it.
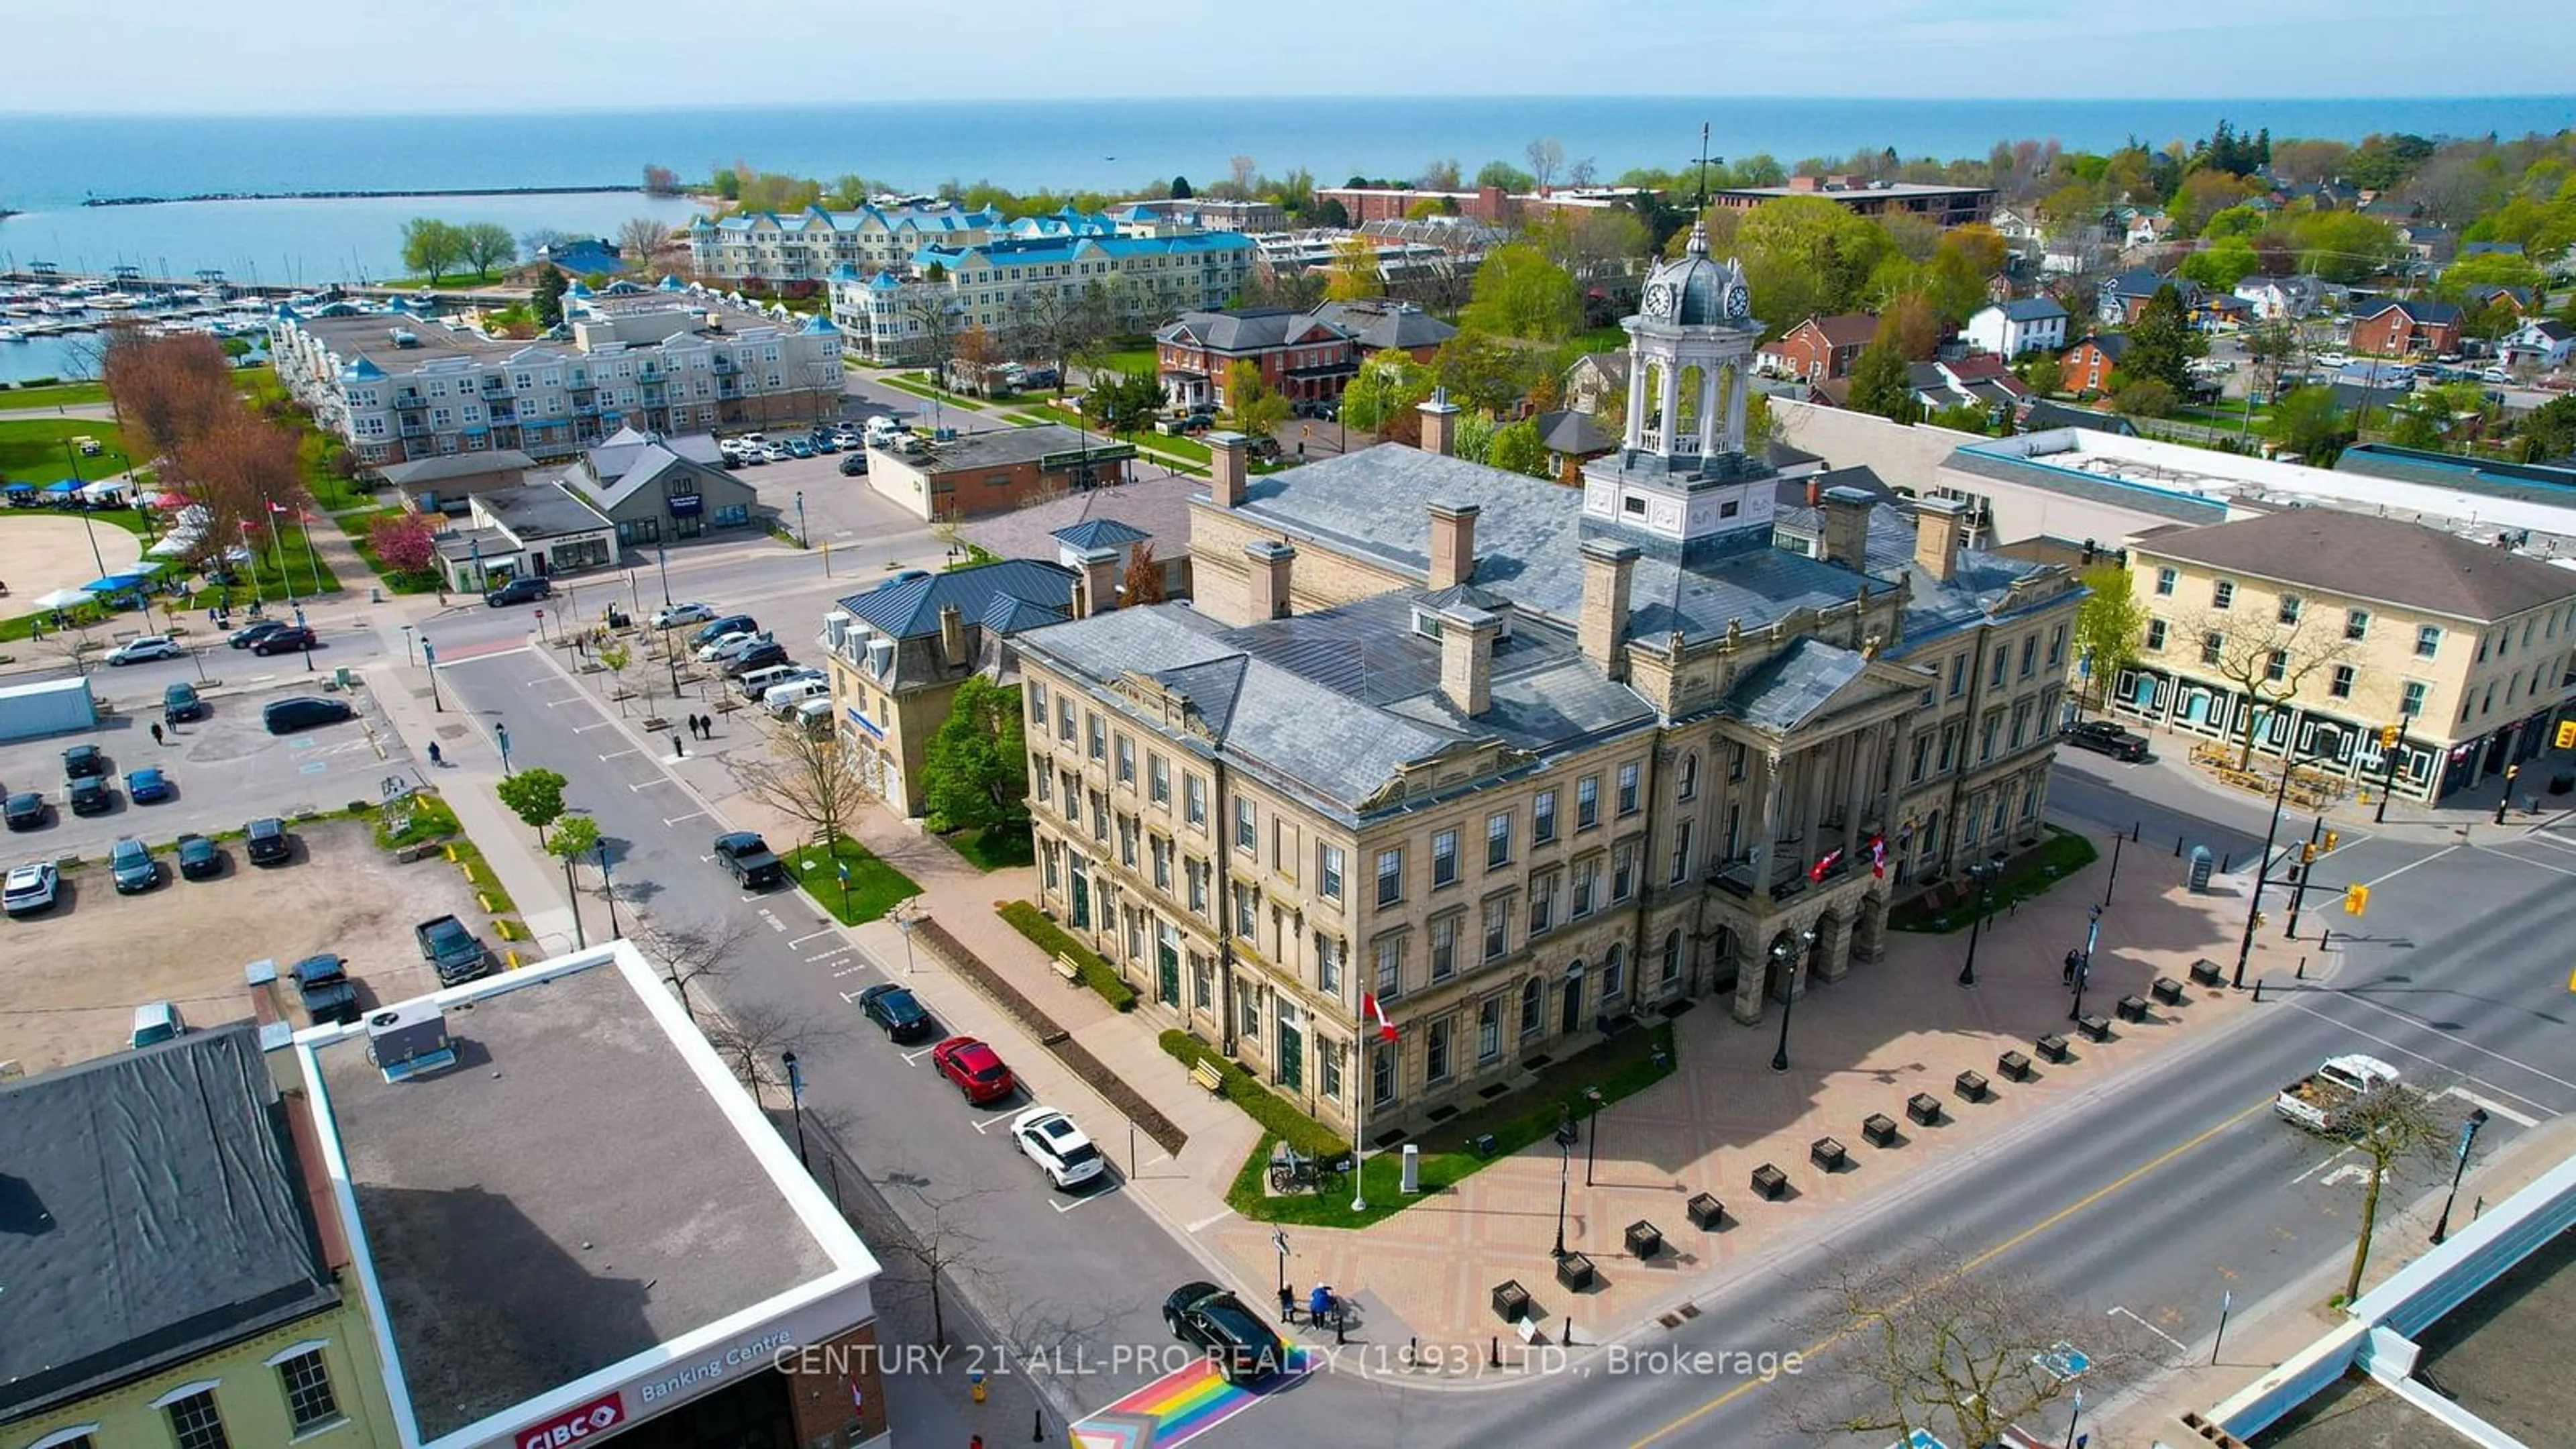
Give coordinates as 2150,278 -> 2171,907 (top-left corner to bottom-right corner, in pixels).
837,558 -> 1076,640
1051,518 -> 1150,550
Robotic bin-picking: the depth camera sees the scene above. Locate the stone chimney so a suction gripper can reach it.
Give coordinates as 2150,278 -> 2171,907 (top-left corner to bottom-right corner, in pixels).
1208,429 -> 1250,507
1913,496 -> 1966,584
1245,539 -> 1295,621
938,602 -> 967,668
1438,604 -> 1500,717
1417,386 -> 1462,458
1428,499 -> 1479,590
1821,486 -> 1875,570
1075,545 -> 1120,619
1578,537 -> 1640,680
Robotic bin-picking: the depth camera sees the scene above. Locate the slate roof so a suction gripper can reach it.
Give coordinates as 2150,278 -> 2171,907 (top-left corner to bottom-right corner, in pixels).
2132,507 -> 2576,622
1313,300 -> 1458,351
957,476 -> 1201,568
1992,297 -> 2068,322
1054,517 -> 1152,551
2102,268 -> 2179,300
1790,313 -> 1881,348
2359,297 -> 2463,325
1727,637 -> 1870,731
2072,333 -> 2131,360
1157,308 -> 1312,352
1536,409 -> 1613,455
376,448 -> 535,486
0,1024 -> 335,1422
838,558 -> 1077,639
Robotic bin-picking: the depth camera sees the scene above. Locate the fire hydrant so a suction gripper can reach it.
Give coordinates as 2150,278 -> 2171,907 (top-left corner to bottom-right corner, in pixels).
969,1369 -> 986,1405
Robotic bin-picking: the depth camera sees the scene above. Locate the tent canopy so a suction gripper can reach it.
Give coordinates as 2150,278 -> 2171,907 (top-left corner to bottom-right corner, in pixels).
43,480 -> 79,494
33,587 -> 91,609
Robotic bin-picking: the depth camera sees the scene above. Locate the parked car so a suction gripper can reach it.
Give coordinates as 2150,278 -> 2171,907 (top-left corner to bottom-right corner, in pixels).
251,626 -> 317,655
2276,1054 -> 2401,1133
722,641 -> 790,677
858,982 -> 936,1043
691,614 -> 757,647
174,833 -> 222,880
1018,368 -> 1058,391
3,861 -> 60,916
930,1036 -> 1018,1104
765,679 -> 831,716
123,767 -> 174,804
1163,1281 -> 1288,1384
784,438 -> 814,459
810,433 -> 840,453
735,663 -> 812,701
484,576 -> 552,608
264,696 -> 354,734
415,914 -> 492,987
62,744 -> 109,780
1010,1106 -> 1106,1189
109,835 -> 158,893
244,815 -> 292,865
653,601 -> 716,629
105,635 -> 182,665
2059,719 -> 2149,763
700,630 -> 771,663
291,951 -> 362,1026
162,682 -> 208,722
129,1001 -> 185,1048
229,620 -> 288,649
66,776 -> 112,816
5,791 -> 48,830
712,830 -> 786,890
839,453 -> 869,476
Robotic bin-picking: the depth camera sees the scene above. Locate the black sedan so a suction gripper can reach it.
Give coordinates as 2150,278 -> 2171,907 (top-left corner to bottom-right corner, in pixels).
175,833 -> 223,880
4,792 -> 48,830
858,983 -> 935,1044
62,744 -> 109,780
1163,1282 -> 1288,1384
229,619 -> 290,649
2059,719 -> 2149,763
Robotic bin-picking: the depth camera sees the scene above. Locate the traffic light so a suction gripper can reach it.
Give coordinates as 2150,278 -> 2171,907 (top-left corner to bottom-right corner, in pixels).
2324,829 -> 2341,851
2344,882 -> 2370,916
2301,841 -> 2320,864
2380,724 -> 2402,750
2558,720 -> 2576,751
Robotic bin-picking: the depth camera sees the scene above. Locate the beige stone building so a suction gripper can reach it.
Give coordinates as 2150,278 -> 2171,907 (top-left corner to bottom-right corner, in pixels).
2116,510 -> 2576,802
1009,226 -> 2082,1140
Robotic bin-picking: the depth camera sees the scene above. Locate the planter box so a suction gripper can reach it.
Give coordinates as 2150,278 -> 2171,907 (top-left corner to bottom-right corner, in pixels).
1862,1113 -> 1900,1148
2116,994 -> 2151,1023
2152,976 -> 2187,1006
1810,1137 -> 1849,1171
1555,1252 -> 1595,1291
1624,1220 -> 1663,1260
1751,1163 -> 1789,1199
1686,1192 -> 1726,1230
1907,1092 -> 1944,1126
1491,1279 -> 1532,1324
2076,1014 -> 2112,1042
2035,1032 -> 2072,1063
1955,1069 -> 1990,1101
2188,959 -> 2224,987
1997,1051 -> 2033,1082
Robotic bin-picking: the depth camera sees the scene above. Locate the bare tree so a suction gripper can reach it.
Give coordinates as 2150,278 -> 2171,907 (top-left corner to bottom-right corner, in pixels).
42,616 -> 102,676
1566,156 -> 1598,189
702,999 -> 833,1094
635,912 -> 752,1024
1228,154 -> 1258,198
100,324 -> 236,462
1780,1238 -> 2144,1449
2316,1082 -> 2460,1303
1525,138 -> 1565,193
734,713 -> 869,849
1121,541 -> 1167,605
616,217 -> 672,270
873,1176 -> 998,1348
595,639 -> 633,716
899,291 -> 963,381
2178,601 -> 2361,767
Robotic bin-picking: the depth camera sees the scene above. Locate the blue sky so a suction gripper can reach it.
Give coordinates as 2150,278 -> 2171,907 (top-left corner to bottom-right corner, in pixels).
13,0 -> 2575,112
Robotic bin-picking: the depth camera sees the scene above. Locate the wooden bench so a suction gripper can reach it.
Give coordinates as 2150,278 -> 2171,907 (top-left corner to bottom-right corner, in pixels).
1050,952 -> 1083,983
1187,1059 -> 1226,1095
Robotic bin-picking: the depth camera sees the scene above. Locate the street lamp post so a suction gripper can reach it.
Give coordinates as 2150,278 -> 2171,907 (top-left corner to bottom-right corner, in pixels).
1770,927 -> 1817,1073
62,441 -> 111,581
563,852 -> 587,949
402,623 -> 417,665
795,490 -> 808,549
423,638 -> 443,712
1550,1108 -> 1578,1258
1957,861 -> 1998,988
1582,1084 -> 1605,1187
782,1051 -> 810,1168
2063,1387 -> 2083,1449
655,542 -> 672,607
2430,1108 -> 2491,1244
2236,747 -> 2328,989
598,843 -> 621,938
2070,904 -> 2102,1021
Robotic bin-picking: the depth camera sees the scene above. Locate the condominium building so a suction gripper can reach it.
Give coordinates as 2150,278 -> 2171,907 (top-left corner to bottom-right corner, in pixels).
270,279 -> 843,468
688,203 -> 1006,284
827,233 -> 1256,365
1010,225 -> 2079,1137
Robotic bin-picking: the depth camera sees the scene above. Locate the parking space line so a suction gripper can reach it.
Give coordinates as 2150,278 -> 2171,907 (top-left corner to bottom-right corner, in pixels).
662,811 -> 706,826
2282,996 -> 2570,1102
629,777 -> 676,790
541,696 -> 584,708
599,749 -> 639,761
900,1044 -> 938,1064
2442,1085 -> 2542,1128
788,930 -> 838,949
572,721 -> 618,734
1051,1183 -> 1122,1214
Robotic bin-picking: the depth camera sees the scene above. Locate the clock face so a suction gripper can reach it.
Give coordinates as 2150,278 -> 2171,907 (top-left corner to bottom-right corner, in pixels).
1725,283 -> 1752,319
1644,283 -> 1675,320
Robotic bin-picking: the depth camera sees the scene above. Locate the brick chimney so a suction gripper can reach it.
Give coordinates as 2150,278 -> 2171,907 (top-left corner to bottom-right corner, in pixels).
938,602 -> 967,668
1806,477 -> 1821,508
1438,604 -> 1500,717
1417,386 -> 1461,458
1428,499 -> 1479,590
1821,486 -> 1875,570
1208,429 -> 1250,507
1578,537 -> 1640,680
1075,545 -> 1120,619
1245,539 -> 1294,621
1913,496 -> 1966,584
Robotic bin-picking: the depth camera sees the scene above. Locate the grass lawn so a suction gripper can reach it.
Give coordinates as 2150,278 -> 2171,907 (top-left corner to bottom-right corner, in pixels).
945,824 -> 1035,871
0,380 -> 110,409
1032,402 -> 1210,470
342,506 -> 443,594
1889,826 -> 2101,932
876,374 -> 993,411
1086,345 -> 1156,377
0,417 -> 138,482
784,835 -> 921,924
1226,1018 -> 1680,1229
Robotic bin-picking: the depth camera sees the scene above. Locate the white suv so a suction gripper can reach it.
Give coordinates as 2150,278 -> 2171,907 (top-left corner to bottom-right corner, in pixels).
1012,1107 -> 1106,1189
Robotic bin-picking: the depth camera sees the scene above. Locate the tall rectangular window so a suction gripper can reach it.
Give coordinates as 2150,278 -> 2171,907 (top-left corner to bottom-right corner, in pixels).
2154,566 -> 2176,595
1533,790 -> 1558,843
167,1390 -> 231,1449
2277,594 -> 2303,625
1057,697 -> 1074,741
2330,664 -> 2356,698
1486,810 -> 1512,869
1426,1018 -> 1451,1082
1319,845 -> 1344,902
1087,712 -> 1106,760
1187,857 -> 1209,914
1572,859 -> 1597,917
2019,633 -> 2037,678
1432,828 -> 1459,887
1316,932 -> 1342,996
1185,774 -> 1207,827
1483,897 -> 1508,960
1617,761 -> 1641,815
279,1348 -> 341,1432
1234,797 -> 1256,853
1375,936 -> 1402,1000
1479,997 -> 1503,1062
1576,775 -> 1600,829
1430,917 -> 1457,980
1375,847 -> 1403,906
2401,680 -> 2428,716
1612,845 -> 1635,902
2346,609 -> 2370,641
1148,753 -> 1169,805
1115,733 -> 1134,784
1670,820 -> 1695,883
1528,873 -> 1556,934
2212,579 -> 2235,609
2416,625 -> 2443,659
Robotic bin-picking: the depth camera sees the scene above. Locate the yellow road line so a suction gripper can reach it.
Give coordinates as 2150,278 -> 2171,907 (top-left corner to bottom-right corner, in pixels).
1629,1097 -> 2271,1448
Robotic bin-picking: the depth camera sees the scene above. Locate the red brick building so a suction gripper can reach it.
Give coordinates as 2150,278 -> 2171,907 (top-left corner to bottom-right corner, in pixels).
1707,176 -> 1996,228
1757,313 -> 1879,384
2349,299 -> 2465,357
1311,184 -> 1656,228
1155,301 -> 1454,410
2058,334 -> 2129,395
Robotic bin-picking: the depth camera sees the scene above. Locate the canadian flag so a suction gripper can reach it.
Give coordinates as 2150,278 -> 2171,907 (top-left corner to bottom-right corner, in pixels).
1809,847 -> 1844,883
1867,835 -> 1888,878
1362,992 -> 1398,1042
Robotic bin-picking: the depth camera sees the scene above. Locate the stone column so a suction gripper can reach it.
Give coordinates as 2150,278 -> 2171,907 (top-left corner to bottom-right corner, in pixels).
1657,362 -> 1680,452
1623,355 -> 1648,450
1750,750 -> 1785,894
1726,361 -> 1748,447
1697,364 -> 1720,454
1841,726 -> 1872,861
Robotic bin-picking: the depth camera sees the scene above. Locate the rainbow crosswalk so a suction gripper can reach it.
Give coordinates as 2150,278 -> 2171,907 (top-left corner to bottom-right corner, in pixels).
1069,1347 -> 1315,1449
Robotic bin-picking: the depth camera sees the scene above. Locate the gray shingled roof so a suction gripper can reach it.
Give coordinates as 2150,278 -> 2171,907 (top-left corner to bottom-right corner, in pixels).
2133,508 -> 2576,622
839,558 -> 1077,639
377,449 -> 534,486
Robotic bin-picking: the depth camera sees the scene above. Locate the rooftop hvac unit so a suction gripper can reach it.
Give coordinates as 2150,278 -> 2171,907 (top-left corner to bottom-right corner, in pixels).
366,1003 -> 457,1083
824,610 -> 853,651
388,329 -> 419,348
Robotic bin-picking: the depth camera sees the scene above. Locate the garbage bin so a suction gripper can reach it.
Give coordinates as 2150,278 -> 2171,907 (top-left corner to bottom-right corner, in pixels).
334,666 -> 354,690
2186,845 -> 2215,893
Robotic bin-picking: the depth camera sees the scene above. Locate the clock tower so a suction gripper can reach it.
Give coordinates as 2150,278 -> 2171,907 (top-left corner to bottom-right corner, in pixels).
1580,218 -> 1774,549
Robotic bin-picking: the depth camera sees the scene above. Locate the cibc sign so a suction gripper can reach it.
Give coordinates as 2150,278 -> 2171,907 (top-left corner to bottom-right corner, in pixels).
517,1391 -> 623,1449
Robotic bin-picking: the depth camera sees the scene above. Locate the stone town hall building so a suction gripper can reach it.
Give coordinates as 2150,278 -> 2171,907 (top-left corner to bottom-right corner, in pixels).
1010,225 -> 2081,1140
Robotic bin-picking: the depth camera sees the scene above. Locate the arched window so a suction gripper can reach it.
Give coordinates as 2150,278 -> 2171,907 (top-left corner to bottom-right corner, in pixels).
1519,977 -> 1543,1038
1603,943 -> 1625,1002
1662,928 -> 1682,986
1678,751 -> 1699,802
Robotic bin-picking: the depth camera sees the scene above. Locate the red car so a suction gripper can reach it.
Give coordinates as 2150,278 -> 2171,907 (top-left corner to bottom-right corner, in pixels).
930,1035 -> 1016,1105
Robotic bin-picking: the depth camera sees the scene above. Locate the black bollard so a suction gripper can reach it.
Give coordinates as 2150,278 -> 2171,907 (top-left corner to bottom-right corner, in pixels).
2253,979 -> 2265,1002
1491,1336 -> 1502,1368
2320,928 -> 2332,951
1033,1409 -> 1044,1442
2176,835 -> 2184,857
1336,1311 -> 1347,1346
2296,957 -> 2306,979
2133,820 -> 2143,842
1564,1318 -> 1574,1347
2219,852 -> 2232,875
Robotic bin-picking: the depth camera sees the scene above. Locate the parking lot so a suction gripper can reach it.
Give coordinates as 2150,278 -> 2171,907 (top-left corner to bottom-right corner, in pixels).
718,433 -> 931,549
0,678 -> 411,864
0,814 -> 483,1074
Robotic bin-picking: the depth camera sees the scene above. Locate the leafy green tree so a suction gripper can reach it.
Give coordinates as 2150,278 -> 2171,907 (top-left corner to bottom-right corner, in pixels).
2518,394 -> 2576,462
1846,341 -> 1917,423
1432,330 -> 1542,416
1926,402 -> 1991,435
2177,239 -> 2259,289
921,677 -> 1027,835
2267,385 -> 2353,464
1083,368 -> 1163,437
2343,132 -> 2436,191
1324,235 -> 1383,301
1340,348 -> 1434,435
2172,170 -> 2256,234
1459,243 -> 1580,341
1919,242 -> 1990,325
1733,195 -> 1898,337
2110,379 -> 2178,417
399,218 -> 467,284
1309,197 -> 1350,228
2290,212 -> 2404,284
531,266 -> 568,327
711,167 -> 742,201
2121,284 -> 2205,392
2072,564 -> 2148,708
458,221 -> 517,280
2202,205 -> 2265,241
545,815 -> 601,945
1486,417 -> 1550,478
1220,360 -> 1291,439
1472,160 -> 1536,192
2436,250 -> 2546,303
1170,175 -> 1193,199
496,767 -> 569,845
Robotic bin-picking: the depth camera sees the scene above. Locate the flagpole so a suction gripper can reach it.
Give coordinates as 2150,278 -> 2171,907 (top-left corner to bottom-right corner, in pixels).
1350,1041 -> 1366,1214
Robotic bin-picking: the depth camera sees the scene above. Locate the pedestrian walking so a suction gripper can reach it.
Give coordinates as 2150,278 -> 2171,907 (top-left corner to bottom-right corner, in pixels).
672,729 -> 686,759
427,741 -> 443,768
1278,1285 -> 1296,1323
2062,949 -> 2080,987
150,722 -> 165,745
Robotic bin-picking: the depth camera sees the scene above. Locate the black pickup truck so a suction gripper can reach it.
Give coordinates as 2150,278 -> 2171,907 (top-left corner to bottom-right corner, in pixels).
2059,719 -> 2149,762
415,914 -> 494,986
712,831 -> 787,890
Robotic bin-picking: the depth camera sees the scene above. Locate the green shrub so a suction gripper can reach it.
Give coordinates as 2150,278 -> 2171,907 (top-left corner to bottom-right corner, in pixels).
1158,1030 -> 1346,1159
997,900 -> 1137,1010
